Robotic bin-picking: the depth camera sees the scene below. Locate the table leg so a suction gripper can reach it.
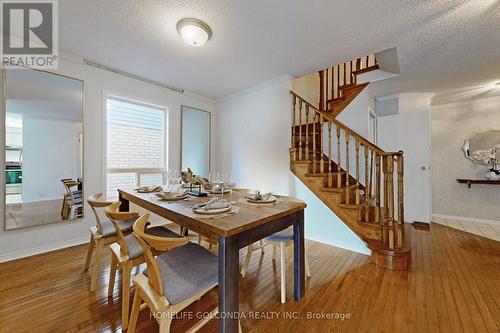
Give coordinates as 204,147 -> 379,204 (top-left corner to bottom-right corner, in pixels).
218,235 -> 239,333
293,210 -> 305,301
118,191 -> 129,212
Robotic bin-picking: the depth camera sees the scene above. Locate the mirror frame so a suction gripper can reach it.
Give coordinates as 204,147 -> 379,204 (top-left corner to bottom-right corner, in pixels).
180,105 -> 211,176
462,129 -> 500,165
2,65 -> 85,231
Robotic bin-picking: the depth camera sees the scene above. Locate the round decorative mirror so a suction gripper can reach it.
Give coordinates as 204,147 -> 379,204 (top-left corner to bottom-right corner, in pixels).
462,130 -> 500,165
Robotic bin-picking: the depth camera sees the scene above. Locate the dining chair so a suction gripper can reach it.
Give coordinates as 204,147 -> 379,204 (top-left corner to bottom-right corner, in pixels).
61,178 -> 83,219
105,202 -> 188,330
128,214 -> 243,333
84,193 -> 137,291
240,227 -> 311,303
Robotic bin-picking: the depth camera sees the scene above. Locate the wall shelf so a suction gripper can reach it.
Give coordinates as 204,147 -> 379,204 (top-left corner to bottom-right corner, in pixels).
457,179 -> 500,188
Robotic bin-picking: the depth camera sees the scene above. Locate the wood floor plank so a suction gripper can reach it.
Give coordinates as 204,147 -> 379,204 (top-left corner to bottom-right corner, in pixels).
0,224 -> 498,332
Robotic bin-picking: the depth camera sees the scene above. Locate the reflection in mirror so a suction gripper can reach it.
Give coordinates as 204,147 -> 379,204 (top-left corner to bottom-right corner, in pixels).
463,130 -> 500,165
4,68 -> 84,230
181,106 -> 210,177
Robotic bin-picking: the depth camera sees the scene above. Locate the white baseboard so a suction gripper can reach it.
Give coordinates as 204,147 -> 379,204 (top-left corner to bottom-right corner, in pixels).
0,236 -> 89,263
306,235 -> 371,256
432,213 -> 500,225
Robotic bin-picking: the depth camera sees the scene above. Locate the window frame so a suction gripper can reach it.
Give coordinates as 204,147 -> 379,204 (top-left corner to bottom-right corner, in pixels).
103,93 -> 168,199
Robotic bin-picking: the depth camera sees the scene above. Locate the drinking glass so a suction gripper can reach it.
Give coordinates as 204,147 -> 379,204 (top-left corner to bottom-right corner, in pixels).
218,173 -> 227,199
227,173 -> 236,204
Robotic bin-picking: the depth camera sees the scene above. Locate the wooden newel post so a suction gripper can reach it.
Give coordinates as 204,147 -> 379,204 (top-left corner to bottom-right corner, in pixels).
375,153 -> 381,224
386,156 -> 395,250
397,152 -> 404,249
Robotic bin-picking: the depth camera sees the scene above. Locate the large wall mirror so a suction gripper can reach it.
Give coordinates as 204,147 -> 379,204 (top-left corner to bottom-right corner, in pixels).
463,129 -> 500,165
3,67 -> 84,230
181,106 -> 211,177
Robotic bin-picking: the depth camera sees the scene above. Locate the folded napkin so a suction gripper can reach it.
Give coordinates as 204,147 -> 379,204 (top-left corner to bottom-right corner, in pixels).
155,190 -> 188,198
245,191 -> 272,201
193,198 -> 230,211
135,186 -> 163,193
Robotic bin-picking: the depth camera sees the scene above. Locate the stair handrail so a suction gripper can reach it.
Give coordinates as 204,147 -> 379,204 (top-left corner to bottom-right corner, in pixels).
290,91 -> 399,156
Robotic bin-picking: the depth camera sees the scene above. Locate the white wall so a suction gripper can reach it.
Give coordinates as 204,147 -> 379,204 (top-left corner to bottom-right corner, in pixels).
292,72 -> 319,107
0,56 -> 215,262
22,117 -> 82,202
214,76 -> 369,255
377,94 -> 433,223
431,96 -> 500,221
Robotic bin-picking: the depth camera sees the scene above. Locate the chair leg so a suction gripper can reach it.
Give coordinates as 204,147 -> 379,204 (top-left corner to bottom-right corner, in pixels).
197,235 -> 202,245
128,287 -> 142,333
90,238 -> 103,292
280,242 -> 286,303
83,234 -> 95,272
158,317 -> 173,333
108,252 -> 118,297
272,244 -> 276,261
239,319 -> 243,333
121,261 -> 132,330
259,240 -> 265,254
240,244 -> 254,277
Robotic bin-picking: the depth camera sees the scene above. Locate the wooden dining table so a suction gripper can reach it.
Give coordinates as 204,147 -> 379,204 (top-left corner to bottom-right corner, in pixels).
117,188 -> 307,333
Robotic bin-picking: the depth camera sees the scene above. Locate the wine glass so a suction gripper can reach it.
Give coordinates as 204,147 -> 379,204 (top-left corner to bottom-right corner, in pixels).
172,170 -> 181,192
227,173 -> 236,204
218,172 -> 227,199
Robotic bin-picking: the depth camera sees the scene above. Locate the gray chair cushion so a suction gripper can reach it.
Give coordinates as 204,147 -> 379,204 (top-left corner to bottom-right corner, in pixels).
124,226 -> 182,260
265,227 -> 294,242
125,234 -> 144,260
101,218 -> 136,237
154,243 -> 218,305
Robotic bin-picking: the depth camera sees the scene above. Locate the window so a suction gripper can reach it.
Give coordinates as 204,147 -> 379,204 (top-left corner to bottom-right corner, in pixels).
106,97 -> 167,199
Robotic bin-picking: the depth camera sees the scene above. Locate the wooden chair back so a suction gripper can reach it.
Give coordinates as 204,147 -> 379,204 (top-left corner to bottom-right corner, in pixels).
133,214 -> 189,297
87,193 -> 114,235
105,201 -> 139,256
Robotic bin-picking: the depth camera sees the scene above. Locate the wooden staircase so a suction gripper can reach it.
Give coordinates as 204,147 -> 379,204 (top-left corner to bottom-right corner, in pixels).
289,90 -> 411,270
319,55 -> 379,117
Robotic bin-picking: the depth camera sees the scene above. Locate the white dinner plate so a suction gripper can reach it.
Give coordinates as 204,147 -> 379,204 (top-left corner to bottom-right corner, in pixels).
247,196 -> 277,204
155,193 -> 188,201
192,206 -> 231,215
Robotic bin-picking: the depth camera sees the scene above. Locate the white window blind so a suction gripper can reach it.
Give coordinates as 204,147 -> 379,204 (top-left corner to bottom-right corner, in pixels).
106,97 -> 166,198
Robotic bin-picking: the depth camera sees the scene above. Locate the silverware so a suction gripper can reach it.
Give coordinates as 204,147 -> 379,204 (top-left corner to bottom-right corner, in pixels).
208,208 -> 237,219
193,197 -> 217,209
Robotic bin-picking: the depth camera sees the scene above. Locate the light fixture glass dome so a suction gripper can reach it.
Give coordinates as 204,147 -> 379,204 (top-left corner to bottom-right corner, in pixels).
177,18 -> 212,47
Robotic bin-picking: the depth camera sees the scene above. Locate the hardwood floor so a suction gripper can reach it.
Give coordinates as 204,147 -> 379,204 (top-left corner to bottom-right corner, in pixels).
0,223 -> 498,332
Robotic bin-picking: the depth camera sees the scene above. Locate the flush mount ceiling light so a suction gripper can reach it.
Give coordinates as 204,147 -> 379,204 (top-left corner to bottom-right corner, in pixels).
177,18 -> 212,47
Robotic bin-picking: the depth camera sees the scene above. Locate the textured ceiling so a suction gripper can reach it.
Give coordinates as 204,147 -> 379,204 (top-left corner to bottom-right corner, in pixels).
58,0 -> 500,99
